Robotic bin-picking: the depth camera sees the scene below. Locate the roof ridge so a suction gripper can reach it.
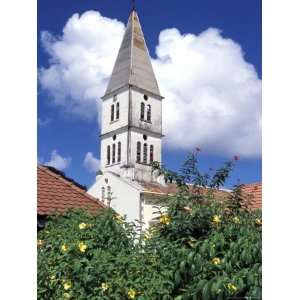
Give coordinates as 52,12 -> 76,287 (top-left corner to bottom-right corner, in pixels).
242,182 -> 262,187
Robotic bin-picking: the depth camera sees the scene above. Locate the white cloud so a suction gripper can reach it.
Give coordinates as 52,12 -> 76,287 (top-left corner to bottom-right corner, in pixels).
43,150 -> 71,171
83,152 -> 100,173
39,11 -> 125,122
39,11 -> 261,157
153,28 -> 261,157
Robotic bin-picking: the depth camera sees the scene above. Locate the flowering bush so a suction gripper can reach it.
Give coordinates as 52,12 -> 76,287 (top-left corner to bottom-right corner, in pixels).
38,153 -> 261,299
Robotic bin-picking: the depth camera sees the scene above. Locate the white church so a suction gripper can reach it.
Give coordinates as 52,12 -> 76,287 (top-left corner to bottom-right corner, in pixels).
88,9 -> 172,230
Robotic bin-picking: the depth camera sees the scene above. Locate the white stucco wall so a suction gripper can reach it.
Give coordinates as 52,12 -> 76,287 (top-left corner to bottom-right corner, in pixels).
101,131 -> 128,173
129,130 -> 162,165
88,172 -> 142,223
142,199 -> 167,231
130,90 -> 162,134
101,90 -> 129,135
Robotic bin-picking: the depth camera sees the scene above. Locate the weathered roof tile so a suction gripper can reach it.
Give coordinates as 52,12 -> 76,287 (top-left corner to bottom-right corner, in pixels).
37,166 -> 105,215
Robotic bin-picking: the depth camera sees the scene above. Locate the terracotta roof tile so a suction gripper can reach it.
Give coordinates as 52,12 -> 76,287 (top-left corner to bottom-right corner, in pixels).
37,166 -> 105,216
139,181 -> 262,209
240,182 -> 262,209
139,181 -> 230,202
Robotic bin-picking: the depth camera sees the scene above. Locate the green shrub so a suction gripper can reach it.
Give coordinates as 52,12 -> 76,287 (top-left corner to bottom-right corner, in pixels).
38,153 -> 261,300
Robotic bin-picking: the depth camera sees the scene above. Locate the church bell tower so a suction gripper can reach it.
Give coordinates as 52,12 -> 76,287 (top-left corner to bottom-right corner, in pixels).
99,9 -> 164,182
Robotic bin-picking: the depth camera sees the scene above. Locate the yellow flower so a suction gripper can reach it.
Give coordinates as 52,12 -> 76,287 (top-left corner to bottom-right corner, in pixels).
227,283 -> 237,292
50,275 -> 56,280
160,214 -> 171,225
37,239 -> 43,247
255,218 -> 262,226
79,222 -> 87,229
127,288 -> 136,299
64,292 -> 71,299
101,282 -> 109,292
61,244 -> 68,252
212,215 -> 221,225
78,241 -> 87,253
114,214 -> 124,224
233,216 -> 240,224
212,257 -> 221,265
143,231 -> 151,240
63,281 -> 72,290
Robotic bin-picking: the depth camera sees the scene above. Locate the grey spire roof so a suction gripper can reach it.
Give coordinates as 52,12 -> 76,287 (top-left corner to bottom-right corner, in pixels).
103,10 -> 161,98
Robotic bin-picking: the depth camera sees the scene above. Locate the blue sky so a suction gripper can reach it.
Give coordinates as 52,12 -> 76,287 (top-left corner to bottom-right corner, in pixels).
38,0 -> 261,188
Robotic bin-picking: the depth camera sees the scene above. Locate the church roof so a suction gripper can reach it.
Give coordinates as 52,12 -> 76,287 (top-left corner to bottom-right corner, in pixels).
239,182 -> 262,209
37,165 -> 105,215
139,181 -> 262,209
103,10 -> 161,98
139,181 -> 230,201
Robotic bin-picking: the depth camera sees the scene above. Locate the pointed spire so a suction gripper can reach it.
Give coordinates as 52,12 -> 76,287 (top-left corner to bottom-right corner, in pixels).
103,10 -> 161,98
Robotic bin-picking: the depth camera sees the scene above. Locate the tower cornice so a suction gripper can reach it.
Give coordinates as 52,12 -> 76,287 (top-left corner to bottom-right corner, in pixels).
100,125 -> 164,139
101,84 -> 164,101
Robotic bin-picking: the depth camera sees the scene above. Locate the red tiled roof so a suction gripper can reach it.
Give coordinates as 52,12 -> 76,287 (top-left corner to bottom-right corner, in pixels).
37,165 -> 105,215
139,181 -> 262,209
240,182 -> 262,209
139,181 -> 230,202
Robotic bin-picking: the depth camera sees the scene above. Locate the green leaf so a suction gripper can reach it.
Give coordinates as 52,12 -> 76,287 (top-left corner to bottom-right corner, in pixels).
175,271 -> 181,286
202,281 -> 211,300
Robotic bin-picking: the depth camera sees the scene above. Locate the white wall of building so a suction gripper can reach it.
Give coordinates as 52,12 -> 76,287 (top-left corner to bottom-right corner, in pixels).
88,172 -> 142,223
101,131 -> 128,173
131,89 -> 162,134
129,130 -> 162,165
142,198 -> 168,231
101,90 -> 129,135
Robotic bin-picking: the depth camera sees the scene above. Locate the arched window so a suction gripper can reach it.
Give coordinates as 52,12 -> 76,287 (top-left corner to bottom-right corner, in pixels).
116,102 -> 120,120
136,142 -> 141,163
101,187 -> 105,201
150,145 -> 154,163
117,142 -> 121,162
107,145 -> 111,165
146,104 -> 151,122
111,104 -> 115,122
140,102 -> 145,120
112,144 -> 116,164
143,143 -> 148,164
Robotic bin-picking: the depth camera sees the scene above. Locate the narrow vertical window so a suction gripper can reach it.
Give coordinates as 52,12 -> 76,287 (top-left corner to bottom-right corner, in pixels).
116,102 -> 120,120
146,104 -> 151,122
112,144 -> 116,164
150,145 -> 154,163
143,143 -> 148,164
107,145 -> 111,165
140,102 -> 145,120
101,187 -> 105,201
137,142 -> 141,163
117,141 -> 121,162
111,104 -> 114,122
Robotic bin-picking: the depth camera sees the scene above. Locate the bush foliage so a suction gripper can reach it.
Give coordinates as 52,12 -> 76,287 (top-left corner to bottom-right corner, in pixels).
38,153 -> 262,300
